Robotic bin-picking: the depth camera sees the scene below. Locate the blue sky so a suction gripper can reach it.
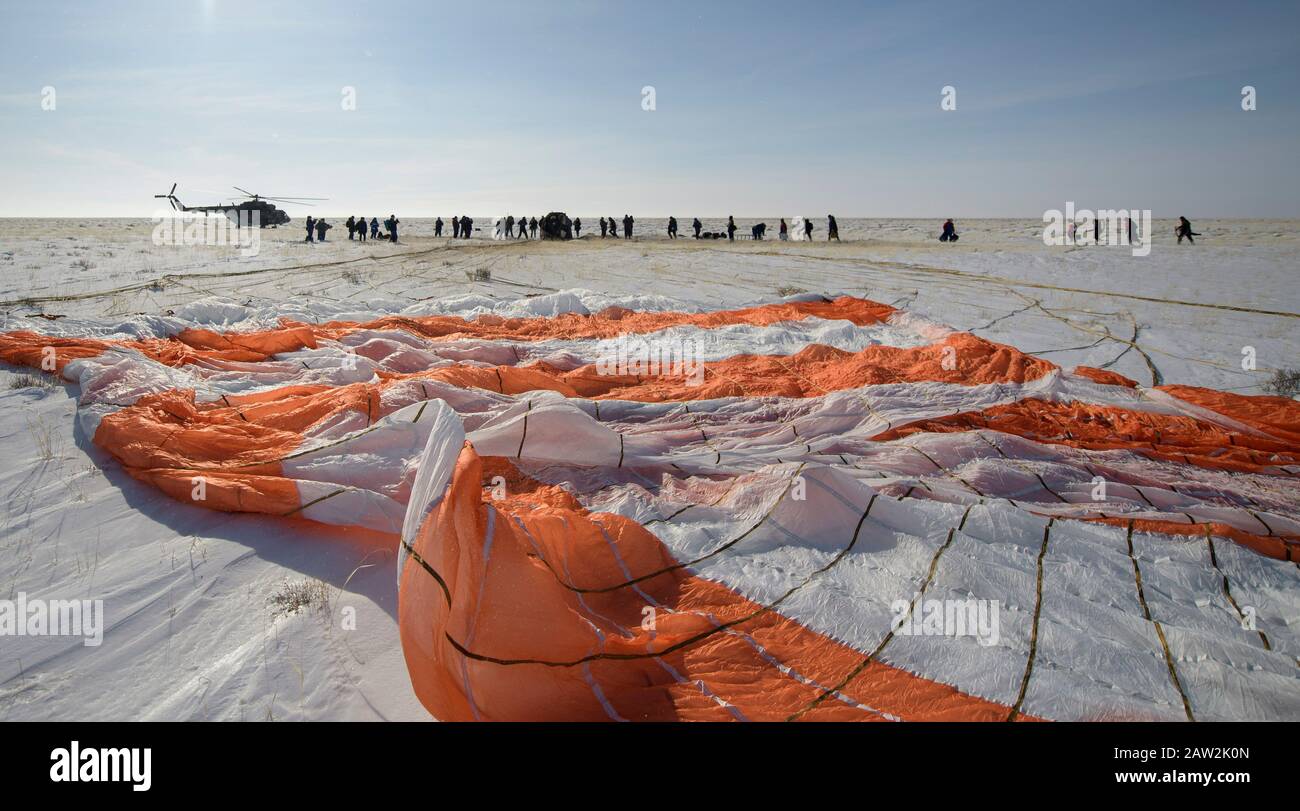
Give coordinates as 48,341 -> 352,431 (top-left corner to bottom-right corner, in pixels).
1,0 -> 1297,217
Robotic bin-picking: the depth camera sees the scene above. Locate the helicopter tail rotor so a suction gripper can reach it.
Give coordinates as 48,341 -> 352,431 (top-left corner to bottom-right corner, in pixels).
154,182 -> 181,211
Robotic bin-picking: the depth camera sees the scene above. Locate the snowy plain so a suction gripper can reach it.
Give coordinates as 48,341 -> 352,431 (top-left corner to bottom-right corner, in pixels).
0,217 -> 1295,720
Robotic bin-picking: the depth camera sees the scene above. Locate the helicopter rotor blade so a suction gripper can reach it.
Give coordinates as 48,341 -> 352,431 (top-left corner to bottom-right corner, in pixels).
233,186 -> 256,198
169,182 -> 177,196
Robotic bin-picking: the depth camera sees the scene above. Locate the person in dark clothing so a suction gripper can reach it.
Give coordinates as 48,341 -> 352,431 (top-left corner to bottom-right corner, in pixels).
779,219 -> 788,240
623,215 -> 633,239
667,216 -> 677,238
315,218 -> 331,242
517,215 -> 527,239
939,219 -> 958,242
751,223 -> 766,240
530,217 -> 538,238
693,218 -> 702,239
827,215 -> 840,241
389,215 -> 400,243
574,217 -> 582,237
600,217 -> 608,238
452,216 -> 460,238
505,215 -> 515,238
435,217 -> 443,237
726,216 -> 736,242
609,216 -> 619,238
305,215 -> 316,243
358,216 -> 367,242
370,217 -> 379,239
346,216 -> 356,240
1176,216 -> 1200,244
803,218 -> 814,240
461,216 -> 473,239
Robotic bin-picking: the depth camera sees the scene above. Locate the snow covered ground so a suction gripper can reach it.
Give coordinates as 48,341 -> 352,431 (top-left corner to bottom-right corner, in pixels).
0,217 -> 1295,720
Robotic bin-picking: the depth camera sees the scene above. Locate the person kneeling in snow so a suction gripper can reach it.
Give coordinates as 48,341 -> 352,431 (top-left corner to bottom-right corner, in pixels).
939,219 -> 959,242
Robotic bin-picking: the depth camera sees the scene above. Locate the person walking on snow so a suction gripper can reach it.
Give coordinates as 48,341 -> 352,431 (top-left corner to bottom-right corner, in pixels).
1176,216 -> 1200,244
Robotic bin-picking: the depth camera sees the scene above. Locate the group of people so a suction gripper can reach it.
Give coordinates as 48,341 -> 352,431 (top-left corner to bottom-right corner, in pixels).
304,213 -> 1201,247
304,214 -> 400,243
598,216 -> 635,238
439,215 -> 546,239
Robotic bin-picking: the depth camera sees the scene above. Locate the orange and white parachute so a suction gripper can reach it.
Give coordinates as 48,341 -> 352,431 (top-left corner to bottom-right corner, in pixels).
3,291 -> 1298,721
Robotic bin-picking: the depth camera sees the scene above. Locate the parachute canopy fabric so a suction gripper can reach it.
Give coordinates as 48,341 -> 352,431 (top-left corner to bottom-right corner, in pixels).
3,290 -> 1298,721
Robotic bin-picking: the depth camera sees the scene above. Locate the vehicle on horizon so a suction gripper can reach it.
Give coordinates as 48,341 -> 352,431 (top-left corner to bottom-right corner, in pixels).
152,184 -> 327,227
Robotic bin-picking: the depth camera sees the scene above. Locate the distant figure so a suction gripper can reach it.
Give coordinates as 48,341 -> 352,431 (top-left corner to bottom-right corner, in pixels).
600,217 -> 608,237
435,217 -> 443,237
751,222 -> 766,240
779,219 -> 788,241
506,214 -> 515,238
692,218 -> 702,239
574,217 -> 582,237
668,216 -> 678,239
609,216 -> 619,239
803,218 -> 814,240
1176,216 -> 1200,245
462,215 -> 473,239
517,215 -> 528,239
357,216 -> 367,242
726,216 -> 736,242
370,217 -> 379,240
390,215 -> 400,243
530,217 -> 538,238
939,219 -> 958,242
305,215 -> 316,243
315,218 -> 331,242
622,215 -> 633,239
827,215 -> 840,241
346,216 -> 357,240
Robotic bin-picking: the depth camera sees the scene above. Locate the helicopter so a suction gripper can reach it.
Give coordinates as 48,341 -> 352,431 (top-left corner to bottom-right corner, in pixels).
153,183 -> 327,227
